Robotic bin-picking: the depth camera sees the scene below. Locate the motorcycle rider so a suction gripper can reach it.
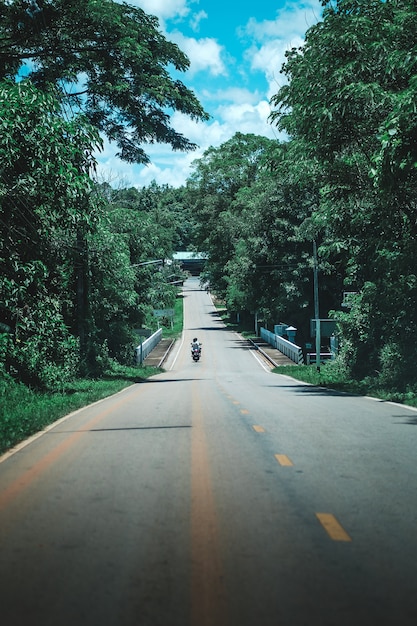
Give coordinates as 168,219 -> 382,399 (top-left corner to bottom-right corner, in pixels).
191,337 -> 201,355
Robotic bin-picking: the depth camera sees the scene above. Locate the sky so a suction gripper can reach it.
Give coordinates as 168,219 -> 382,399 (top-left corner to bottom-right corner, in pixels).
98,0 -> 324,189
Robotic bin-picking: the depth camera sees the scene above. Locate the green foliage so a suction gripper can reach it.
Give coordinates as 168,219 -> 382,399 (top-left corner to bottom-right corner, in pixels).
269,0 -> 417,384
0,0 -> 208,163
0,362 -> 159,455
160,293 -> 184,339
187,134 -> 340,334
273,362 -> 417,408
0,79 -> 188,388
0,80 -> 100,388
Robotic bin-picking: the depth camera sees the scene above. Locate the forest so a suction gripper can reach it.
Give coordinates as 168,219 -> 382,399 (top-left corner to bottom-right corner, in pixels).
0,0 -> 206,393
2,0 -> 417,399
188,0 -> 417,393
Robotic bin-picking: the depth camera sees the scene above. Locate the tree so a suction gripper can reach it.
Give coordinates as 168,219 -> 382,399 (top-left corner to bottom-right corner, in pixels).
92,182 -> 186,356
221,140 -> 340,335
187,133 -> 277,299
0,0 -> 209,163
186,133 -> 334,336
270,0 -> 417,385
0,79 -> 101,387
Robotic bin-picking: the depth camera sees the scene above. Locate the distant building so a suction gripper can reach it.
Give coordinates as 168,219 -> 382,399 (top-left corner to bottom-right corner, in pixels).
173,251 -> 207,275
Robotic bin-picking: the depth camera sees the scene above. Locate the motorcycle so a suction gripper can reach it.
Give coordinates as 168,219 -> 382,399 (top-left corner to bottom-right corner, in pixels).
191,342 -> 202,362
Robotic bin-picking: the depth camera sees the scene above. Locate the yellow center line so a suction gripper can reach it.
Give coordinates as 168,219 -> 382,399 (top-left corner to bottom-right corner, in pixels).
240,409 -> 250,415
252,425 -> 265,433
0,387 -> 145,513
191,384 -> 228,626
316,513 -> 352,542
275,454 -> 293,466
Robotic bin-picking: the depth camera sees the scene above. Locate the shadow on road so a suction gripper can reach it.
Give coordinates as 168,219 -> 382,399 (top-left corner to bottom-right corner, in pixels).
262,383 -> 363,397
138,378 -> 207,383
48,425 -> 191,434
393,415 -> 417,425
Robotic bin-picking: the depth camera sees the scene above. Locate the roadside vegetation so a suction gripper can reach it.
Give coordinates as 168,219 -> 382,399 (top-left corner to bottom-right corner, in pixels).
215,301 -> 417,408
0,365 -> 156,456
189,1 -> 417,403
272,364 -> 417,409
3,0 -> 417,450
0,296 -> 184,456
0,0 -> 197,454
163,295 -> 186,340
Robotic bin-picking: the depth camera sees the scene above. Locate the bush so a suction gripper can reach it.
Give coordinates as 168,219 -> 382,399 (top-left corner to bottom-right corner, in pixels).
7,319 -> 80,391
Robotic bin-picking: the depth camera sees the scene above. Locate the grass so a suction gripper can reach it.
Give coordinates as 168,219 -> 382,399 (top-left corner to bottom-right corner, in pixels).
272,362 -> 417,408
213,299 -> 417,409
0,364 -> 160,456
0,295 -> 185,456
213,303 -> 255,336
162,295 -> 184,339
271,363 -> 368,395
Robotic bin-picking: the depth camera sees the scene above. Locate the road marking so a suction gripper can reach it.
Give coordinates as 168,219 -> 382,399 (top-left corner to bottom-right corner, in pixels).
248,347 -> 271,372
191,384 -> 228,625
252,425 -> 265,433
316,513 -> 352,542
232,400 -> 240,405
0,387 -> 146,511
275,454 -> 293,466
240,409 -> 249,415
169,331 -> 184,370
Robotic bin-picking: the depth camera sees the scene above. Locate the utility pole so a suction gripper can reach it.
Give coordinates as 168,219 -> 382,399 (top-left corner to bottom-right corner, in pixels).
313,240 -> 321,372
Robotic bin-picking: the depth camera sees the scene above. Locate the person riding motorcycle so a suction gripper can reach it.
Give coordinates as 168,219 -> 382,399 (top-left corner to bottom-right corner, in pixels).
191,337 -> 201,355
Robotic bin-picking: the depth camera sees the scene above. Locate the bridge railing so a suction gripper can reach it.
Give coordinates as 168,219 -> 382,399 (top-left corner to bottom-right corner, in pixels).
260,327 -> 304,365
135,329 -> 162,364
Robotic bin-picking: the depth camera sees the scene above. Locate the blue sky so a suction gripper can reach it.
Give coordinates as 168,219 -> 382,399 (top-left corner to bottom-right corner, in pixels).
98,0 -> 324,188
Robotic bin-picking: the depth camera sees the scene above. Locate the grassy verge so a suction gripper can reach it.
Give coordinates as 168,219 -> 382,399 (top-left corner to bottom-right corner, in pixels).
213,303 -> 255,336
212,300 -> 417,408
271,364 -> 368,395
162,294 -> 184,339
272,362 -> 417,408
0,295 -> 185,456
0,364 -> 160,456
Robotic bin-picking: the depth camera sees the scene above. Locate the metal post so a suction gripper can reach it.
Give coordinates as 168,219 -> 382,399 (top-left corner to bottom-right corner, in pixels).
313,240 -> 321,372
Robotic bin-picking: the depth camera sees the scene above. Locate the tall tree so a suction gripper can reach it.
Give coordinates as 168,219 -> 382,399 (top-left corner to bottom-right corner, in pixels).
187,133 -> 276,298
0,79 -> 101,386
0,0 -> 209,162
270,0 -> 417,385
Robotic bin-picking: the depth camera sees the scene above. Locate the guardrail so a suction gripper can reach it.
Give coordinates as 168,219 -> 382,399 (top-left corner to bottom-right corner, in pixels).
135,329 -> 163,364
260,327 -> 304,365
306,353 -> 332,365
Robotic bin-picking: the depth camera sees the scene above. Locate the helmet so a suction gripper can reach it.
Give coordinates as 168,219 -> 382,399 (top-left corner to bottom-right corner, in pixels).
193,337 -> 197,342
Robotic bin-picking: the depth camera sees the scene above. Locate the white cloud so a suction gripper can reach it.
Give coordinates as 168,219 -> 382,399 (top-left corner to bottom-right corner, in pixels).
94,104 -> 280,190
190,10 -> 208,32
242,1 -> 323,98
102,0 -> 321,189
244,0 -> 321,42
201,87 -> 261,106
247,37 -> 305,99
169,31 -> 227,77
127,0 -> 191,20
216,100 -> 278,139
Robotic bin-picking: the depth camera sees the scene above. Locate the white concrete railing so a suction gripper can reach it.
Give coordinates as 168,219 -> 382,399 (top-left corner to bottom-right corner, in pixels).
260,327 -> 304,365
135,329 -> 162,364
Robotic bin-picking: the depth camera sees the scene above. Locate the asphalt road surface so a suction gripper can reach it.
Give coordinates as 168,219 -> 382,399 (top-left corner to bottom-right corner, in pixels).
1,277 -> 417,625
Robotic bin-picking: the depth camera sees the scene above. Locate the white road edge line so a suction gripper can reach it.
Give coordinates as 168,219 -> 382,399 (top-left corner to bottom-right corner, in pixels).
249,349 -> 271,372
0,385 -> 133,465
169,331 -> 184,370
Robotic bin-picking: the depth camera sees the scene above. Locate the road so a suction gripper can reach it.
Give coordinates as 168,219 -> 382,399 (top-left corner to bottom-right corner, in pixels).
1,277 -> 417,625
